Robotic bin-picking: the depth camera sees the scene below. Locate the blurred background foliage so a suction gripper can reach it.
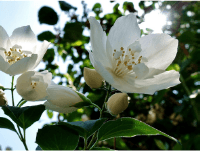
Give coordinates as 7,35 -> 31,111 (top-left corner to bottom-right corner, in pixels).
37,1 -> 199,150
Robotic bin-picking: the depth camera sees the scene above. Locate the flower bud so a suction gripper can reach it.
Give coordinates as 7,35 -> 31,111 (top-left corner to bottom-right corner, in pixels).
0,89 -> 8,106
106,93 -> 129,115
84,67 -> 103,89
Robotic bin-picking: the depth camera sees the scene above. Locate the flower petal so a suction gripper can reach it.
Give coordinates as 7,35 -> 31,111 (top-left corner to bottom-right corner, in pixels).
108,14 -> 140,51
0,26 -> 9,49
134,70 -> 180,94
0,55 -> 10,73
133,63 -> 149,79
31,40 -> 50,70
16,71 -> 48,101
89,17 -> 111,68
10,25 -> 37,50
44,101 -> 77,114
139,34 -> 178,70
46,85 -> 82,108
6,54 -> 38,76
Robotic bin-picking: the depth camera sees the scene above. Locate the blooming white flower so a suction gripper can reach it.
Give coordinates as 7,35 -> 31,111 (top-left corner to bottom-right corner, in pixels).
88,14 -> 180,94
44,85 -> 83,113
16,70 -> 52,101
0,25 -> 50,75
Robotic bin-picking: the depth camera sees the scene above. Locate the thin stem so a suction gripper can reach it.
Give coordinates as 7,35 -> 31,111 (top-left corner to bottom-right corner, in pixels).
23,128 -> 28,150
11,76 -> 15,106
88,84 -> 112,150
17,99 -> 24,107
18,100 -> 27,107
84,138 -> 87,150
91,103 -> 102,113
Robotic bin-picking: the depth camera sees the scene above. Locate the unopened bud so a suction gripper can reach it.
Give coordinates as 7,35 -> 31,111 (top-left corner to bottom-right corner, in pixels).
84,67 -> 103,89
106,93 -> 129,115
0,89 -> 8,106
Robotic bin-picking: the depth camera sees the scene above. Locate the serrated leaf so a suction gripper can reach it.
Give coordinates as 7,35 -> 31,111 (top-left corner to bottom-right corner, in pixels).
36,125 -> 79,150
97,117 -> 179,144
1,105 -> 45,129
59,118 -> 106,139
38,6 -> 58,25
0,117 -> 17,133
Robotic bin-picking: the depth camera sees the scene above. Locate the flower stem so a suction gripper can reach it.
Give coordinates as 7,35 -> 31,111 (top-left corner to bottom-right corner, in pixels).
87,84 -> 112,150
11,76 -> 15,106
84,138 -> 87,150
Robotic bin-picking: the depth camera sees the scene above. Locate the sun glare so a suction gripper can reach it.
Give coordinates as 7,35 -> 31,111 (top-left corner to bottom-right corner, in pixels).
140,9 -> 167,34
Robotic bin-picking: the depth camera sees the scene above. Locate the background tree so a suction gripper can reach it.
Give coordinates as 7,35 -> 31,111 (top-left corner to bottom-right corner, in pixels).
37,1 -> 199,150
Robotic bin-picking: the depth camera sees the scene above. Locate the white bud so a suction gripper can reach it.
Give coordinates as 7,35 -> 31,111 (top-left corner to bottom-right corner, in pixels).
84,67 -> 103,89
0,89 -> 8,106
106,93 -> 129,115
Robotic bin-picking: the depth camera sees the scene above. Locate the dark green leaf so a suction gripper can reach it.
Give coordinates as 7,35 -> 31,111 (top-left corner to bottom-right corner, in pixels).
38,31 -> 56,42
59,1 -> 77,11
36,145 -> 42,150
59,118 -> 106,139
38,6 -> 58,25
1,105 -> 45,129
0,117 -> 17,133
36,125 -> 79,150
97,118 -> 179,144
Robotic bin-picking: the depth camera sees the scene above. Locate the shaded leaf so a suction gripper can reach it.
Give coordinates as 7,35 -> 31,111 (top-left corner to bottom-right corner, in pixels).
38,6 -> 58,25
38,31 -> 56,42
59,1 -> 77,11
36,125 -> 79,150
97,118 -> 179,144
0,117 -> 17,133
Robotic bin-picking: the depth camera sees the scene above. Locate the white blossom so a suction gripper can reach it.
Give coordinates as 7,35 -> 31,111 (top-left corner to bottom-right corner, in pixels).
0,86 -> 8,106
0,25 -> 50,76
16,70 -> 52,101
88,14 -> 180,94
44,85 -> 83,114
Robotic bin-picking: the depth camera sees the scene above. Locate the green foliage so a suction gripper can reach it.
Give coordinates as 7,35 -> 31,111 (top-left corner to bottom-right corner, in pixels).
37,31 -> 56,42
38,6 -> 58,25
1,105 -> 45,129
36,125 -> 79,150
97,118 -> 179,144
58,118 -> 106,139
0,117 -> 17,133
59,1 -> 77,12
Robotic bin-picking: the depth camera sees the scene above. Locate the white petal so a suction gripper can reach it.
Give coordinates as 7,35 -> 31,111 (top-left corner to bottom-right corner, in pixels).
133,63 -> 149,79
0,55 -> 10,73
144,68 -> 164,79
44,101 -> 77,114
128,40 -> 142,53
139,34 -> 178,70
31,40 -> 50,70
6,54 -> 38,76
134,70 -> 180,94
93,59 -> 115,85
0,26 -> 9,49
108,14 -> 140,50
46,85 -> 82,108
89,17 -> 112,68
10,25 -> 37,50
32,70 -> 52,85
16,71 -> 49,101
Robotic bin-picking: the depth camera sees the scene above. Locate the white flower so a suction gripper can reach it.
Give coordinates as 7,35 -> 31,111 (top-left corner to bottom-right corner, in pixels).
88,14 -> 180,94
44,85 -> 83,113
16,70 -> 52,101
0,25 -> 50,76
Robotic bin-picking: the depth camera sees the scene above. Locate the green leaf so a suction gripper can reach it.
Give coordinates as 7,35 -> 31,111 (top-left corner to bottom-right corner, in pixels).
38,31 -> 56,42
92,3 -> 102,16
97,117 -> 179,144
38,6 -> 58,25
36,125 -> 79,150
154,139 -> 167,150
59,118 -> 106,139
1,105 -> 45,129
46,109 -> 53,119
63,22 -> 83,42
0,117 -> 17,133
59,1 -> 77,11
